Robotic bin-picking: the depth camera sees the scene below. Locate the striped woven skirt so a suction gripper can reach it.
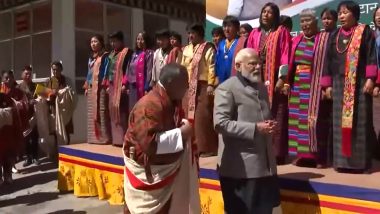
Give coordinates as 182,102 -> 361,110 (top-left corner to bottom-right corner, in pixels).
288,65 -> 314,159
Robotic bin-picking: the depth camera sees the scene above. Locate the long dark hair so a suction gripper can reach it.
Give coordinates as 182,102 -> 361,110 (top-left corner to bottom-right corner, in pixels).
135,31 -> 153,50
259,2 -> 280,29
90,34 -> 105,57
51,61 -> 63,71
373,6 -> 380,29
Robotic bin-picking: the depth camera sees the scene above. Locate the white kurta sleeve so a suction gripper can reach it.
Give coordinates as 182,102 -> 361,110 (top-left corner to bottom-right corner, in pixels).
227,0 -> 243,17
156,128 -> 184,154
0,107 -> 13,129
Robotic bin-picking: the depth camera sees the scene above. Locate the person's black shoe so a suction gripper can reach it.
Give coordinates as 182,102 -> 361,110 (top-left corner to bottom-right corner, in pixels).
33,159 -> 41,166
23,159 -> 33,167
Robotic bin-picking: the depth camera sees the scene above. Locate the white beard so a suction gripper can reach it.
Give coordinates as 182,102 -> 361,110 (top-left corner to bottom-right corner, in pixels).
241,70 -> 261,83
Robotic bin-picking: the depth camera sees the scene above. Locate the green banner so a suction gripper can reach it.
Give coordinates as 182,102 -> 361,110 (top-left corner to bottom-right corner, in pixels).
206,0 -> 379,40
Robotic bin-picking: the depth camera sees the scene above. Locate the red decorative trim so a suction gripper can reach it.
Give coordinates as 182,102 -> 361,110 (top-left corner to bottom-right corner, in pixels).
59,156 -> 123,174
199,182 -> 221,191
124,166 -> 179,191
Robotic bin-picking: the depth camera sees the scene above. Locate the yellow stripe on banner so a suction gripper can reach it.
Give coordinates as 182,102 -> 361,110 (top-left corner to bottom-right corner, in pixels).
58,159 -> 124,205
281,201 -> 358,214
199,188 -> 224,214
281,190 -> 380,210
59,154 -> 124,171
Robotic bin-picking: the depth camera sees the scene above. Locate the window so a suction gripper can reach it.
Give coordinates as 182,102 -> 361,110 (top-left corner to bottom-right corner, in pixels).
33,1 -> 52,33
75,31 -> 93,78
32,33 -> 51,78
0,41 -> 12,72
106,5 -> 132,46
75,0 -> 103,32
0,12 -> 12,41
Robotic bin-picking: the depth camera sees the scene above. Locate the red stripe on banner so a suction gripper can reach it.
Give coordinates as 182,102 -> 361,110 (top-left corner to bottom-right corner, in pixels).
124,166 -> 179,191
281,195 -> 380,213
199,182 -> 221,191
59,156 -> 123,174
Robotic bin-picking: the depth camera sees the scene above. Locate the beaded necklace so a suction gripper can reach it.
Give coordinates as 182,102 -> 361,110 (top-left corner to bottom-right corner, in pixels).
336,26 -> 356,54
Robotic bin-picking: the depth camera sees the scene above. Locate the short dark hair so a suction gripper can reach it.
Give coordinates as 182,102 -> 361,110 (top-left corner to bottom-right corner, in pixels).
280,15 -> 293,31
186,23 -> 205,38
259,3 -> 280,29
337,1 -> 360,22
159,63 -> 187,85
108,31 -> 124,41
321,8 -> 338,22
222,15 -> 240,29
23,65 -> 33,72
240,23 -> 253,34
51,61 -> 63,71
170,31 -> 182,44
373,7 -> 380,28
155,29 -> 171,40
211,27 -> 224,36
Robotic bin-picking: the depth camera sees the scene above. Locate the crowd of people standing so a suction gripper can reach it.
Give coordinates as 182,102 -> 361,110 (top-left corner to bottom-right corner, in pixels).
1,0 -> 380,212
120,1 -> 380,212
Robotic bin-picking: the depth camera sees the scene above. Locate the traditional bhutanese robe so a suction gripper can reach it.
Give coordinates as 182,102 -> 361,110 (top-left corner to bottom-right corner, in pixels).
123,49 -> 154,110
151,48 -> 170,86
166,46 -> 183,64
123,85 -> 200,213
103,47 -> 133,146
373,29 -> 380,158
246,26 -> 291,160
84,52 -> 112,145
288,33 -> 331,163
230,37 -> 247,76
47,75 -> 74,137
0,93 -> 17,163
322,25 -> 378,170
181,42 -> 218,154
215,37 -> 239,84
0,88 -> 28,161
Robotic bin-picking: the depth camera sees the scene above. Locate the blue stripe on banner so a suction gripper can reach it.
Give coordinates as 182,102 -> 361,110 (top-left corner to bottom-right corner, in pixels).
279,178 -> 380,203
199,168 -> 219,180
59,146 -> 124,166
199,168 -> 380,203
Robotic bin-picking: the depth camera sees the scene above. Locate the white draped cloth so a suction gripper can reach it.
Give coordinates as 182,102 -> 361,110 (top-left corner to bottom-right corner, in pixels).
0,107 -> 13,129
55,86 -> 77,145
123,127 -> 201,214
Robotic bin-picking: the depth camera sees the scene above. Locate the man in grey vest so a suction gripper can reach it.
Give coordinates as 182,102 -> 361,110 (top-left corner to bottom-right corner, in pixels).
214,48 -> 280,214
